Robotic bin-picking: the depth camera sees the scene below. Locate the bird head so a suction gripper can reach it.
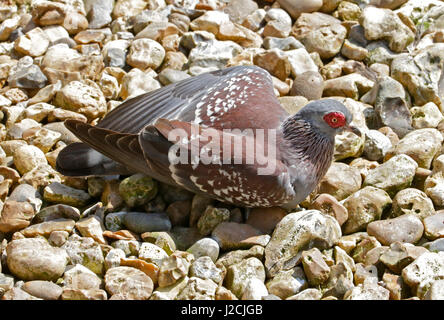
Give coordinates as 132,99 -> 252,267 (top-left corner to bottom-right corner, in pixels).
294,99 -> 362,139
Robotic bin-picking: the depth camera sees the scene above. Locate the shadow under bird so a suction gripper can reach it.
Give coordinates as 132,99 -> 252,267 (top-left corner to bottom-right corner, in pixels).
56,65 -> 361,209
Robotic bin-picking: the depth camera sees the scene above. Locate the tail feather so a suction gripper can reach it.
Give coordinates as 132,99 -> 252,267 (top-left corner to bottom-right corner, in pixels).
56,142 -> 134,176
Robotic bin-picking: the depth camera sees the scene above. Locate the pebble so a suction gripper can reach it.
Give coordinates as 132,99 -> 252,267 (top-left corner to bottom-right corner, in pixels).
211,222 -> 263,250
385,129 -> 443,170
75,216 -> 106,244
61,235 -> 105,275
0,200 -> 35,233
158,252 -> 193,287
290,71 -> 324,101
277,0 -> 323,19
14,27 -> 50,57
317,162 -> 362,201
21,280 -> 63,300
13,145 -> 47,175
54,80 -> 107,121
423,213 -> 444,240
187,237 -> 220,262
411,102 -> 444,129
138,242 -> 168,267
176,276 -> 217,300
266,267 -> 308,299
309,194 -> 348,226
361,6 -> 414,52
402,252 -> 444,298
141,231 -> 176,255
105,266 -> 153,300
225,257 -> 265,299
380,242 -> 428,274
367,214 -> 424,245
391,188 -> 435,220
301,248 -> 331,286
342,186 -> 392,234
245,207 -> 287,234
44,182 -> 91,207
123,212 -> 171,234
363,154 -> 418,197
166,200 -> 191,227
6,238 -> 68,281
126,38 -> 165,70
264,210 -> 341,277
344,279 -> 390,300
292,12 -> 347,59
64,264 -> 102,290
189,256 -> 224,285
242,278 -> 268,300
424,280 -> 444,300
21,219 -> 75,238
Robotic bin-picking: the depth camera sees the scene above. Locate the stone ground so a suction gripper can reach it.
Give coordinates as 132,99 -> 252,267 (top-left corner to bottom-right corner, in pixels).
0,0 -> 444,300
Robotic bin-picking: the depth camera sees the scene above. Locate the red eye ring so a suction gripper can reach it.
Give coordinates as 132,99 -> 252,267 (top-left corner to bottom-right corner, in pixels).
324,112 -> 346,128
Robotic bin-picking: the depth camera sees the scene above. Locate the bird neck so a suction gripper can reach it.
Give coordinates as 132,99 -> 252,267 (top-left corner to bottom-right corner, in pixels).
279,115 -> 335,182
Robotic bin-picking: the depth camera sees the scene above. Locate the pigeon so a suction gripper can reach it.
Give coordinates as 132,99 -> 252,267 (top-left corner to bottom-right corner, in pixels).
56,65 -> 361,208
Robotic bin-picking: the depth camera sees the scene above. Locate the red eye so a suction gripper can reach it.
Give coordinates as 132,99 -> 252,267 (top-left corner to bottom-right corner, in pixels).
323,112 -> 346,128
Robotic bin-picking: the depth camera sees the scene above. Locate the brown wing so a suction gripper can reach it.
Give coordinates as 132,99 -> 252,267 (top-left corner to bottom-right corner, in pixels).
57,66 -> 289,178
137,118 -> 295,207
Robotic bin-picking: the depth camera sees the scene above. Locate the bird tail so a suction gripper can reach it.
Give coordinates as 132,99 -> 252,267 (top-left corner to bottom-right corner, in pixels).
56,142 -> 134,177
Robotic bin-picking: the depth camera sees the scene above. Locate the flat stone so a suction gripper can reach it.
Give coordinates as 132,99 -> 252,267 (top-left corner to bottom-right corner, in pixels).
367,214 -> 424,245
21,280 -> 63,300
21,219 -> 75,238
0,200 -> 35,233
44,182 -> 91,207
33,204 -> 80,223
211,222 -> 263,250
123,212 -> 171,234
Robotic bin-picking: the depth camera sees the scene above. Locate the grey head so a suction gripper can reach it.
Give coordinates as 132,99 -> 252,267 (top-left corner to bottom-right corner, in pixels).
293,99 -> 359,139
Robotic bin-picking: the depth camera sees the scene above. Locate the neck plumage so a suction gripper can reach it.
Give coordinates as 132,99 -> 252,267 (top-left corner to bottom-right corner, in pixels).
280,116 -> 335,183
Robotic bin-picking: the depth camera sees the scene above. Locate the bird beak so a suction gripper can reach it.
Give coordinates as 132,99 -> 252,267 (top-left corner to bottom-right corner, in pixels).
344,124 -> 362,137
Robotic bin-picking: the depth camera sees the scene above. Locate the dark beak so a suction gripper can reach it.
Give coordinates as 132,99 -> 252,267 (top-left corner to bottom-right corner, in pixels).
344,125 -> 362,137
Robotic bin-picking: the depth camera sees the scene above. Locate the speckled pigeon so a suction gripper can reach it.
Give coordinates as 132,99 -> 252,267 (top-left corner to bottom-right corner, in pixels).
56,66 -> 360,208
